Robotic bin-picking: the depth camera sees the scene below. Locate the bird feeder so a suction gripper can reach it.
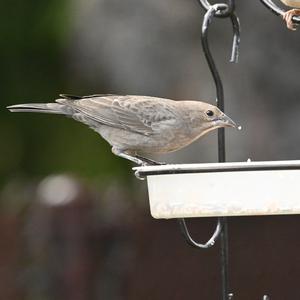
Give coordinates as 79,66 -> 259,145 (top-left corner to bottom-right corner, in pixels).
134,1 -> 300,298
134,160 -> 300,219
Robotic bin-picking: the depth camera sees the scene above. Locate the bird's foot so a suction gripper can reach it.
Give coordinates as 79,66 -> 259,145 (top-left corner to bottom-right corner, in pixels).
135,155 -> 166,166
112,147 -> 145,165
282,9 -> 300,31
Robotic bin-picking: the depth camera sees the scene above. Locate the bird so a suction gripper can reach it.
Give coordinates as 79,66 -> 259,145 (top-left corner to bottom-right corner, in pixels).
280,0 -> 300,30
7,94 -> 238,166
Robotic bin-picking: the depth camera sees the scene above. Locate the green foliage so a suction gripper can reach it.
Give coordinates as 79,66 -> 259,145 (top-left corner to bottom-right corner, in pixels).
1,0 -> 131,187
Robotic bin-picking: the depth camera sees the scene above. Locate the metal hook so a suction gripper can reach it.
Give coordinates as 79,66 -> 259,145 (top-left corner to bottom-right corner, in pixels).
202,4 -> 241,74
230,13 -> 241,63
260,0 -> 300,24
201,2 -> 240,161
178,218 -> 222,249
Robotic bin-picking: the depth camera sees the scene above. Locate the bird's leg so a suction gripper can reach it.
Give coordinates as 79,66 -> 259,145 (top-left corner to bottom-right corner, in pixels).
135,155 -> 166,166
283,9 -> 300,30
111,147 -> 165,166
112,147 -> 145,165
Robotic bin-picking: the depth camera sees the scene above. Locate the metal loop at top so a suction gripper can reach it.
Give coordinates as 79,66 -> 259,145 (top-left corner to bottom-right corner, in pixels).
201,4 -> 241,112
197,0 -> 235,18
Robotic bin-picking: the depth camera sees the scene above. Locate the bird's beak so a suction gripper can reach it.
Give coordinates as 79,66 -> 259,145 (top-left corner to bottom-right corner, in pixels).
214,113 -> 238,128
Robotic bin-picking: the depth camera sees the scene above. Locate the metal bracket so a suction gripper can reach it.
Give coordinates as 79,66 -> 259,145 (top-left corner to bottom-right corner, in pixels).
178,218 -> 222,249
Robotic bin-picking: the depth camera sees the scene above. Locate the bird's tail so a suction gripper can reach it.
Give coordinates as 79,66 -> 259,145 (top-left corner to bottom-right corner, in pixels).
7,103 -> 67,115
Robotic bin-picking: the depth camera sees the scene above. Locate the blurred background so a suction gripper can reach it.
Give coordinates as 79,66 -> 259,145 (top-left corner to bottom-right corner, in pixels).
1,0 -> 300,299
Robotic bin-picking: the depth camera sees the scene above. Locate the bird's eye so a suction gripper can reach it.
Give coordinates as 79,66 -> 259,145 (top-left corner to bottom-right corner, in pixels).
206,110 -> 214,117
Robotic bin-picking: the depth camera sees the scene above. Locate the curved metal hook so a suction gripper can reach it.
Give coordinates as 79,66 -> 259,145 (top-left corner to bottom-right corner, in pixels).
197,0 -> 235,18
260,0 -> 300,24
230,13 -> 241,63
202,4 -> 226,110
202,5 -> 241,107
178,218 -> 222,249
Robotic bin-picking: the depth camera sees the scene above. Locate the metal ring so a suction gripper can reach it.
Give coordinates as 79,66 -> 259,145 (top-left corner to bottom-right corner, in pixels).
197,0 -> 235,18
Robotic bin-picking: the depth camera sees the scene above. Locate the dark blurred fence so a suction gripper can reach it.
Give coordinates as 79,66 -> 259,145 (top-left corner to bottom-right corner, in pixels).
1,175 -> 300,300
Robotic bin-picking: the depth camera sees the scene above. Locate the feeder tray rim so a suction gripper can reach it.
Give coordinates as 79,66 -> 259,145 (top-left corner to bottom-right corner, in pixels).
133,159 -> 300,177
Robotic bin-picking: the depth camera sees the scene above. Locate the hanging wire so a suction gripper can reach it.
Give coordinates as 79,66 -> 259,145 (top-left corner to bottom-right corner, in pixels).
260,0 -> 300,24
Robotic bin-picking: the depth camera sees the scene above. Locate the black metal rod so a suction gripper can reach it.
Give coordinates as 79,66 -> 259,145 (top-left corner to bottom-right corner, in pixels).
201,6 -> 226,174
202,6 -> 229,300
201,4 -> 239,299
220,217 -> 229,300
172,2 -> 239,299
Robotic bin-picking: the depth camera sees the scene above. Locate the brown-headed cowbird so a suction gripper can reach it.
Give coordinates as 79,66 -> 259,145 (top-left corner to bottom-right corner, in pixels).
7,94 -> 237,165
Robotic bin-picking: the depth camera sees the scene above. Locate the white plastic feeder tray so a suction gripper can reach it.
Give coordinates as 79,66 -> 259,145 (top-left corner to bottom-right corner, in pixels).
134,160 -> 300,219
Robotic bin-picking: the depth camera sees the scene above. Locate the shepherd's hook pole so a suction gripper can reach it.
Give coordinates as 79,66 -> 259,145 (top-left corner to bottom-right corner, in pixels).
176,1 -> 240,299
200,1 -> 240,300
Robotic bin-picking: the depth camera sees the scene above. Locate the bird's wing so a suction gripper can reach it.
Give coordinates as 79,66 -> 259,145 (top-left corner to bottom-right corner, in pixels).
57,95 -> 126,130
58,95 -> 178,136
112,97 -> 179,135
59,94 -> 116,100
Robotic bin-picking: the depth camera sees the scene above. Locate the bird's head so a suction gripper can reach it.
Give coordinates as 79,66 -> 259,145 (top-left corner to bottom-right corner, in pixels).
203,105 -> 237,129
187,101 -> 239,134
